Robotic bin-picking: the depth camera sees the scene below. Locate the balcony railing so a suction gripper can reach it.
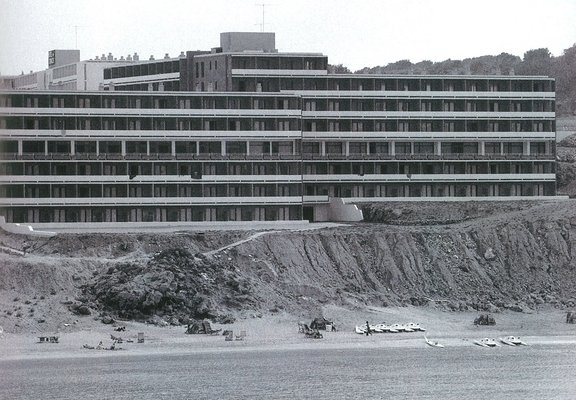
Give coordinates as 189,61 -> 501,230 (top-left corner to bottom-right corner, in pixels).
1,152 -> 555,162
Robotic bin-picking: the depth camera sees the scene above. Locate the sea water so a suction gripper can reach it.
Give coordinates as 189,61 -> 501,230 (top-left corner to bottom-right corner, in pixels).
1,344 -> 575,399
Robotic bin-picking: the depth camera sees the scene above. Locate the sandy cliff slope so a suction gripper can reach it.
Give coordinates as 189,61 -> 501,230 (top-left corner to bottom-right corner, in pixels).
1,200 -> 575,334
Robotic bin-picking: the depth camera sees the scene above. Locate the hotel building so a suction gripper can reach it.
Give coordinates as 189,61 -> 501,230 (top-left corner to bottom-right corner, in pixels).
0,33 -> 557,225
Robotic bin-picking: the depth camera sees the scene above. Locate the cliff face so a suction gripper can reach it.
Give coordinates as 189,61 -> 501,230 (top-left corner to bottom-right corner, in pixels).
225,203 -> 576,316
557,132 -> 576,198
1,201 -> 575,330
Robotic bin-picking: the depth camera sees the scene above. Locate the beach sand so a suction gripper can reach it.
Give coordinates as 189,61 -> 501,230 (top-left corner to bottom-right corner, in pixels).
1,305 -> 575,361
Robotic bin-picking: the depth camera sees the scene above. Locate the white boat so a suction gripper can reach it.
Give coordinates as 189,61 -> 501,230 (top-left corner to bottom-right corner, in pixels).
406,322 -> 426,332
474,338 -> 499,347
425,336 -> 444,348
388,324 -> 403,333
355,325 -> 366,334
499,336 -> 528,346
372,323 -> 390,333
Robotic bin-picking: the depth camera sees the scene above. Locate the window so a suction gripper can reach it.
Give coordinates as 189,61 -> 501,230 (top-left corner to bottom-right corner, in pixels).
485,142 -> 500,154
226,141 -> 247,154
302,142 -> 320,154
395,142 -> 411,154
349,142 -> 367,154
414,142 -> 434,154
326,142 -> 343,154
47,141 -> 70,154
398,121 -> 409,132
369,142 -> 388,154
75,141 -> 96,153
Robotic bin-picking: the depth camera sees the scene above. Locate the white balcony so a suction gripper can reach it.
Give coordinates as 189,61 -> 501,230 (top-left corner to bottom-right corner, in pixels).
232,69 -> 327,76
0,196 -> 304,207
302,173 -> 556,183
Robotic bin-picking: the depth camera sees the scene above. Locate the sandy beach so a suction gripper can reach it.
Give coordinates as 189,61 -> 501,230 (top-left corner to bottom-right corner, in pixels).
2,305 -> 575,361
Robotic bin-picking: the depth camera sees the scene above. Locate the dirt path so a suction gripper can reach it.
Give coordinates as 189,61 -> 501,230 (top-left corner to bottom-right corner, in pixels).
203,231 -> 279,257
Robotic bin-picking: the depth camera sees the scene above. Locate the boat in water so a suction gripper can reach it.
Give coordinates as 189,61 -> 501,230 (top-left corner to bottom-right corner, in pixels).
499,336 -> 528,346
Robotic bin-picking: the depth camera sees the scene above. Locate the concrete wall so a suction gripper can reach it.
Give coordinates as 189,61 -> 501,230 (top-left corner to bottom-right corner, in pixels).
14,220 -> 313,233
0,216 -> 56,237
220,32 -> 276,53
50,50 -> 80,68
328,198 -> 363,222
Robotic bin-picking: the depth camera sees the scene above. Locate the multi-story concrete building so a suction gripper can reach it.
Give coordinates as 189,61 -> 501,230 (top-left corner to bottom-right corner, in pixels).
6,49 -> 165,91
0,33 -> 558,225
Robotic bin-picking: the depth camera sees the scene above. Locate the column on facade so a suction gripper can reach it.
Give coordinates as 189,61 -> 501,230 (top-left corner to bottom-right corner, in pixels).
121,141 -> 126,156
171,141 -> 176,157
18,140 -> 23,156
321,141 -> 326,156
479,141 -> 485,156
435,141 -> 441,156
221,141 -> 226,156
70,140 -> 75,156
390,141 -> 395,156
523,141 -> 530,156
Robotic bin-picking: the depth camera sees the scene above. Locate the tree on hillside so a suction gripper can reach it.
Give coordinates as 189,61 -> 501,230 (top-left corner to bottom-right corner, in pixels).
428,59 -> 464,75
516,48 -> 553,75
553,44 -> 576,115
327,64 -> 351,74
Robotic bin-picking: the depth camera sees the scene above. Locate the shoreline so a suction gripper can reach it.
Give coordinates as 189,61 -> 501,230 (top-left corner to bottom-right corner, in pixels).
2,305 -> 575,362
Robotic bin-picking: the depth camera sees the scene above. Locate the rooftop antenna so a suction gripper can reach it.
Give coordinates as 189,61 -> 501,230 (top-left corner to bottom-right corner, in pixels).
72,25 -> 84,49
256,3 -> 270,32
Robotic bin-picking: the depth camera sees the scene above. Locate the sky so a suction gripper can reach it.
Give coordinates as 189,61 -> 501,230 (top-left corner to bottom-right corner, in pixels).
1,0 -> 575,75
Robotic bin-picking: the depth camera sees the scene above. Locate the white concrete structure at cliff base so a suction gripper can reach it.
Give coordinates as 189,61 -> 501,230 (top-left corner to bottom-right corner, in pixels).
0,216 -> 56,237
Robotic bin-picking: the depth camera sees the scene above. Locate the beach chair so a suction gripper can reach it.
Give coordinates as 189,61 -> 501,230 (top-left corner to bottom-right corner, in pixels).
202,320 -> 222,335
235,330 -> 246,341
225,330 -> 234,341
137,332 -> 145,343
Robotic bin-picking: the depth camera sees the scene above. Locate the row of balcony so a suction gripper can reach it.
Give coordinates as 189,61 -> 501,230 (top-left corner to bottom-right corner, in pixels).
0,152 -> 555,161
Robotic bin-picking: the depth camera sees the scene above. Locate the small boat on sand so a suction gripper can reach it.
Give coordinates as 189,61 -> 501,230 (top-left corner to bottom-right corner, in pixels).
499,336 -> 528,346
473,338 -> 499,347
372,323 -> 390,333
355,325 -> 366,334
424,336 -> 444,348
406,322 -> 426,332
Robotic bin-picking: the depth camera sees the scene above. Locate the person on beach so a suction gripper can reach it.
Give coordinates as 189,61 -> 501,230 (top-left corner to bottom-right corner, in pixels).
365,321 -> 372,336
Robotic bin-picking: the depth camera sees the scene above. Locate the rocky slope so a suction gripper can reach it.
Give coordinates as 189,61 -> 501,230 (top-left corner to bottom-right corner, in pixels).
557,132 -> 576,197
1,200 -> 575,333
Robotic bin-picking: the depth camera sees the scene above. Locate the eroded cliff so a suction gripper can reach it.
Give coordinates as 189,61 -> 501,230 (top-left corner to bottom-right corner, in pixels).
1,201 -> 575,331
